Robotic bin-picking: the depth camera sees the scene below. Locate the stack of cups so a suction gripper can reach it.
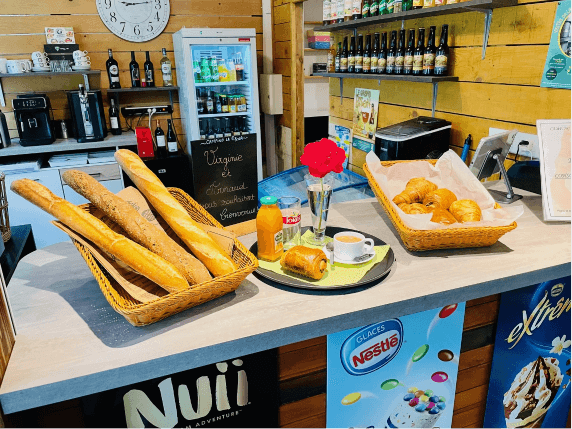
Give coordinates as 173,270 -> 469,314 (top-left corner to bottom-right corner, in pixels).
31,52 -> 50,70
73,50 -> 91,69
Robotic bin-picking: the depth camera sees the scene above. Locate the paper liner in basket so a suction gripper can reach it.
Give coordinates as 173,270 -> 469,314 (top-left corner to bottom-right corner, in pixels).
365,150 -> 524,230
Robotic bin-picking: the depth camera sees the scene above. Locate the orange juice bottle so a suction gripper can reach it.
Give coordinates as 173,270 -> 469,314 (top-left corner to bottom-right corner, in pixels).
256,196 -> 284,262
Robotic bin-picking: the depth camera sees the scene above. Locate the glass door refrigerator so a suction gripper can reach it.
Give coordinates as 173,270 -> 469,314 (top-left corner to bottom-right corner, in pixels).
173,28 -> 262,181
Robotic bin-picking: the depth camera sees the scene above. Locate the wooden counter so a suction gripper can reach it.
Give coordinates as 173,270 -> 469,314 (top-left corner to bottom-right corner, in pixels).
0,189 -> 569,415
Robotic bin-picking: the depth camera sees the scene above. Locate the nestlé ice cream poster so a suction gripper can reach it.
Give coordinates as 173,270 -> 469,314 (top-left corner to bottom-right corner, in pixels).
483,277 -> 571,428
326,303 -> 466,428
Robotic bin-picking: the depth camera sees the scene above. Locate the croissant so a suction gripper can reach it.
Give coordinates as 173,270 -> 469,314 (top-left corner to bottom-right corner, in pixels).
392,178 -> 438,205
423,188 -> 457,210
449,199 -> 482,223
280,246 -> 328,280
430,208 -> 457,225
398,203 -> 432,215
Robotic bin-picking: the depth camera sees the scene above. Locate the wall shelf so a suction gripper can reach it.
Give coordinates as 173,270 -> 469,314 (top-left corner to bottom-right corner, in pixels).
313,0 -> 518,59
315,72 -> 459,117
107,86 -> 179,93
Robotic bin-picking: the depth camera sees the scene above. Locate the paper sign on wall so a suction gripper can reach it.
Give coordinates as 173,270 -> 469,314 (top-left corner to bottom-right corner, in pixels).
541,1 -> 571,89
353,88 -> 380,143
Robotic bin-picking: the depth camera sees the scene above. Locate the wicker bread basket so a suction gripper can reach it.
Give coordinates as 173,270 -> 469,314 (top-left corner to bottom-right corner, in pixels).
59,188 -> 258,326
363,160 -> 517,251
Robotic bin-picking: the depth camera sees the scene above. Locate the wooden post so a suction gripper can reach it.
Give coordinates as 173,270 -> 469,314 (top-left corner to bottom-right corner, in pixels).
290,1 -> 305,166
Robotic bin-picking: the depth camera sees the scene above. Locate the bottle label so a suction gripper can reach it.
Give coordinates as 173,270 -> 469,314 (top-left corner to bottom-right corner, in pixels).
386,56 -> 395,67
424,0 -> 434,6
404,54 -> 414,69
168,141 -> 177,152
379,0 -> 387,12
423,53 -> 435,69
348,56 -> 355,66
413,0 -> 422,5
393,0 -> 402,11
363,56 -> 371,71
282,211 -> 301,226
328,52 -> 335,70
435,54 -> 448,68
109,65 -> 119,76
395,55 -> 404,66
145,69 -> 153,82
230,104 -> 237,113
413,54 -> 423,71
110,117 -> 119,129
207,100 -> 214,111
274,230 -> 284,253
356,55 -> 363,68
238,104 -> 247,112
161,63 -> 171,73
378,57 -> 386,72
156,135 -> 166,148
387,0 -> 394,9
362,3 -> 370,14
131,68 -> 140,81
371,56 -> 378,72
335,57 -> 340,71
345,0 -> 353,16
340,58 -> 348,70
352,0 -> 361,14
435,0 -> 445,5
371,1 -> 378,14
222,104 -> 229,113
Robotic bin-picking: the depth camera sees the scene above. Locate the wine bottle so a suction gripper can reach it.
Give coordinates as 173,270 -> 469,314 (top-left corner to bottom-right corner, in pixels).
129,51 -> 140,88
155,119 -> 166,157
106,49 -> 121,89
166,119 -> 178,153
109,98 -> 121,135
144,51 -> 155,88
213,118 -> 223,138
160,48 -> 173,86
223,118 -> 232,137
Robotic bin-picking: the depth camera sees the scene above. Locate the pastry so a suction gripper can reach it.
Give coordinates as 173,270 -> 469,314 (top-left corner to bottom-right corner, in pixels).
280,246 -> 328,280
398,203 -> 432,215
10,178 -> 189,293
62,170 -> 212,285
449,199 -> 482,223
115,149 -> 237,277
430,208 -> 457,225
423,188 -> 457,210
392,178 -> 438,205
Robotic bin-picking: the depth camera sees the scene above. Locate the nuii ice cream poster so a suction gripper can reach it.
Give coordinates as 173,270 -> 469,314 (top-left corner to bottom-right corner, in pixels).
540,1 -> 571,89
483,277 -> 571,429
353,88 -> 380,143
326,303 -> 466,428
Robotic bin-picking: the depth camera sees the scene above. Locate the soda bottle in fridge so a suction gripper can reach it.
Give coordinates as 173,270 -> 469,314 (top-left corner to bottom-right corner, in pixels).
235,52 -> 245,81
210,56 -> 220,81
200,58 -> 212,82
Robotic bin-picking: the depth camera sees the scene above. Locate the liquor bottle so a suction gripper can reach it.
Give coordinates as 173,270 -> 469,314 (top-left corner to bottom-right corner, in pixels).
223,118 -> 232,137
206,119 -> 215,139
386,31 -> 396,74
235,52 -> 245,81
213,118 -> 223,138
215,93 -> 222,113
144,51 -> 155,87
395,29 -> 405,74
404,29 -> 415,74
362,0 -> 370,18
435,24 -> 449,75
232,117 -> 241,136
423,26 -> 436,75
413,27 -> 425,75
327,43 -> 336,72
352,0 -> 361,19
199,119 -> 206,140
109,98 -> 121,135
370,0 -> 379,16
106,49 -> 121,89
241,116 -> 249,135
363,34 -> 372,73
338,0 -> 345,23
378,32 -> 387,73
129,51 -> 140,88
160,48 -> 173,86
355,34 -> 364,73
166,119 -> 178,153
155,120 -> 167,157
348,36 -> 356,72
344,0 -> 353,21
335,42 -> 342,72
206,90 -> 214,114
341,37 -> 349,72
379,0 -> 388,14
371,33 -> 380,73
323,0 -> 331,25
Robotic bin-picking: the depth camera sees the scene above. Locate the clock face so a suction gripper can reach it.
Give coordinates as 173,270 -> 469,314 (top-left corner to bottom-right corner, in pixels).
96,0 -> 170,42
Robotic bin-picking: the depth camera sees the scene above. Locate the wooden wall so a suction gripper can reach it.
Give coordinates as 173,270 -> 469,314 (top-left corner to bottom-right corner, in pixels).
325,0 -> 571,175
0,0 -> 264,147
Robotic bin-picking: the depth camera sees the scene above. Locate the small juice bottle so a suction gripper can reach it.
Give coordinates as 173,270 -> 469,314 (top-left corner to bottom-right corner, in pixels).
256,196 -> 284,262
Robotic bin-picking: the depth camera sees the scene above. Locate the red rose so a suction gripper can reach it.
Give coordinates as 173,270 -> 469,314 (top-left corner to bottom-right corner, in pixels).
300,138 -> 346,178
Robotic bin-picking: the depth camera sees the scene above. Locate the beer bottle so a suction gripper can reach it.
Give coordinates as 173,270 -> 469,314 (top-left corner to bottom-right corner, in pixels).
363,34 -> 372,73
395,29 -> 405,74
378,32 -> 387,73
335,42 -> 342,72
362,0 -> 370,18
370,0 -> 379,16
404,29 -> 415,75
356,34 -> 364,73
371,33 -> 380,73
348,35 -> 356,72
341,37 -> 349,72
435,24 -> 449,75
352,0 -> 361,19
386,31 -> 397,74
327,43 -> 336,73
379,0 -> 389,14
413,28 -> 425,75
423,26 -> 436,75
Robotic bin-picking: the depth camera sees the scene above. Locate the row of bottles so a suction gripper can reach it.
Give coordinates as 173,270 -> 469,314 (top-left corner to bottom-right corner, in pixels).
196,89 -> 248,115
323,0 -> 458,23
193,53 -> 245,83
106,48 -> 173,89
199,117 -> 250,139
154,119 -> 179,156
327,24 -> 449,75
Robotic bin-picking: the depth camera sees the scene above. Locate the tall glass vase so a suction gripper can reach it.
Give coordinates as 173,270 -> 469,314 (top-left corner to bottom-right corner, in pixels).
305,173 -> 335,245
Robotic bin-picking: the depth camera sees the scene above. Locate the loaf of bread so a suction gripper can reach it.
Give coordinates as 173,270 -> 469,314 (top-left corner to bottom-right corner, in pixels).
62,170 -> 212,285
114,149 -> 237,277
10,178 -> 189,293
280,246 -> 328,280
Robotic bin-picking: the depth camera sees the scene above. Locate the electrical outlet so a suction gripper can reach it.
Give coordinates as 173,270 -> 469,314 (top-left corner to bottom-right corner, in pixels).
489,128 -> 539,160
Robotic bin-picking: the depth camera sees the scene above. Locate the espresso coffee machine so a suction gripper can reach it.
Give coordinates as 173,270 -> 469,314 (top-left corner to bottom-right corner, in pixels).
12,94 -> 56,146
67,85 -> 107,143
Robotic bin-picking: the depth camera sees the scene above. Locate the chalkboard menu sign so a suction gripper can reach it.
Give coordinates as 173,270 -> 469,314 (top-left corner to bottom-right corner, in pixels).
190,134 -> 258,227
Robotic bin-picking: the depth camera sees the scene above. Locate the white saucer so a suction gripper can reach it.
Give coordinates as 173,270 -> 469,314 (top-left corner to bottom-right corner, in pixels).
32,67 -> 50,72
322,245 -> 376,265
72,65 -> 91,71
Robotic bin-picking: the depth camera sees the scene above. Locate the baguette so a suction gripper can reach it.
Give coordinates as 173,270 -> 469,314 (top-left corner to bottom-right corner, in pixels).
10,178 -> 189,293
62,170 -> 212,285
114,149 -> 237,277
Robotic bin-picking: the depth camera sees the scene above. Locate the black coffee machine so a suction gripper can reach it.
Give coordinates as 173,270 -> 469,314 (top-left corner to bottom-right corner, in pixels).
67,85 -> 107,143
12,94 -> 56,146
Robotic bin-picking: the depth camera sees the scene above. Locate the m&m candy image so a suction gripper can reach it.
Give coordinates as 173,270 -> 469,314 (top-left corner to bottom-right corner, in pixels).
431,371 -> 449,383
341,392 -> 361,405
411,344 -> 429,362
439,304 -> 458,318
438,349 -> 454,362
380,379 -> 401,390
403,393 -> 415,401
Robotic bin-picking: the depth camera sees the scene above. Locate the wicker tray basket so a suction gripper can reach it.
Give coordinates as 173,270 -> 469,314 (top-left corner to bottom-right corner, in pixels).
364,160 -> 517,252
58,188 -> 258,326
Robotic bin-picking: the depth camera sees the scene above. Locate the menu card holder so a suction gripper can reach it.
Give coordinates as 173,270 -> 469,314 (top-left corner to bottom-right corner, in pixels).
476,148 -> 523,204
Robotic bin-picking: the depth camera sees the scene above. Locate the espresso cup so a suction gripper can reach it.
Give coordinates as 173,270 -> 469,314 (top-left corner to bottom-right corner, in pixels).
75,60 -> 91,66
0,58 -> 7,74
33,56 -> 47,67
333,231 -> 374,261
31,51 -> 48,61
73,50 -> 88,59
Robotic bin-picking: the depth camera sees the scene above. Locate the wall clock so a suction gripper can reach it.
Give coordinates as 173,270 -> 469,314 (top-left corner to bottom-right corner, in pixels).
96,0 -> 170,42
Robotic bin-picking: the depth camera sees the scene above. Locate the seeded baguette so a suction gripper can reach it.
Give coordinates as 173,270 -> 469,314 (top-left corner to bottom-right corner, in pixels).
62,170 -> 212,285
10,178 -> 189,293
115,149 -> 237,277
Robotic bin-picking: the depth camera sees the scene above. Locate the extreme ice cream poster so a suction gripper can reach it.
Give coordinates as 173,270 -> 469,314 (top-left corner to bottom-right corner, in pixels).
484,277 -> 571,429
326,303 -> 466,428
